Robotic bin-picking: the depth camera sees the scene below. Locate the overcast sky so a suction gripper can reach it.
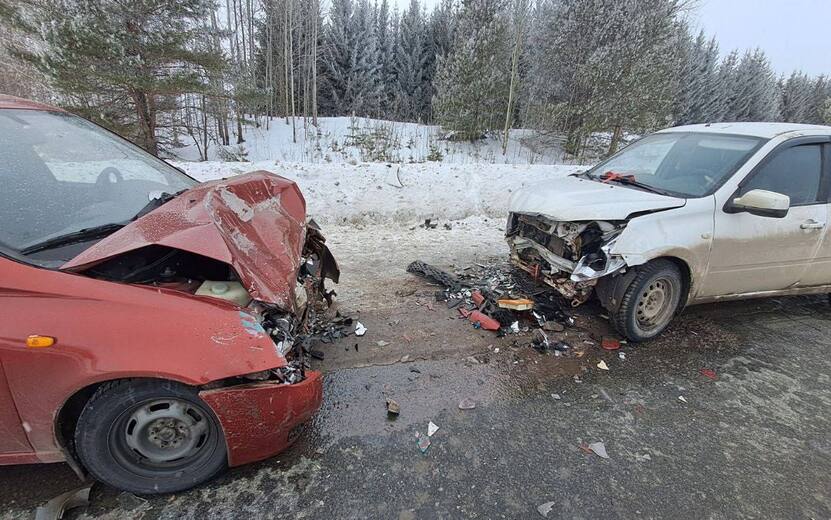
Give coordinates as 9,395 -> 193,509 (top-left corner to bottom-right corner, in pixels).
691,0 -> 831,76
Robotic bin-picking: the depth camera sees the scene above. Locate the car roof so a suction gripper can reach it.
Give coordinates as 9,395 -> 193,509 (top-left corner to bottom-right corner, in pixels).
0,94 -> 65,112
658,122 -> 831,139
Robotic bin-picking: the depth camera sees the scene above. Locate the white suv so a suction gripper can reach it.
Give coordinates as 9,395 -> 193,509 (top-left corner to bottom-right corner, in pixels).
507,122 -> 831,341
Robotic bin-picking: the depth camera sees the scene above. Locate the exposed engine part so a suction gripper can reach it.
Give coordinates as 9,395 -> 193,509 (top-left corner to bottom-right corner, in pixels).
506,213 -> 627,305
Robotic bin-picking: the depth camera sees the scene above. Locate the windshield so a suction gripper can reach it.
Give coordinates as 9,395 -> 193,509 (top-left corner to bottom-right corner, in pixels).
586,132 -> 765,197
0,109 -> 196,259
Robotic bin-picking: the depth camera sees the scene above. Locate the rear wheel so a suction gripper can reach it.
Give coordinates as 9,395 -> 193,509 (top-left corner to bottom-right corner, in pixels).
75,379 -> 227,494
612,259 -> 683,342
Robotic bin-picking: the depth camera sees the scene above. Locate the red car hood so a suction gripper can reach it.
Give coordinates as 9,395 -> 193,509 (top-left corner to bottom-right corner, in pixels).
62,171 -> 311,310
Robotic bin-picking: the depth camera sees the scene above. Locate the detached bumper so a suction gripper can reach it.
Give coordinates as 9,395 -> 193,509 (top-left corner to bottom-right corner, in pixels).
199,371 -> 323,467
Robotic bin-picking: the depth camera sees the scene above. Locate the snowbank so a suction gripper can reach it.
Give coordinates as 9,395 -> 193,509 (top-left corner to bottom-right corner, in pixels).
175,161 -> 584,225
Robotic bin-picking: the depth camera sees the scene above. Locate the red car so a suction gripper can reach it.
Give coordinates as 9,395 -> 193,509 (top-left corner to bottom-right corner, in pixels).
0,95 -> 338,494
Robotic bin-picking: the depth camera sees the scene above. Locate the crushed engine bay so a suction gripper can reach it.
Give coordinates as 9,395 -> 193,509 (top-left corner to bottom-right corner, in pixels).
506,212 -> 627,305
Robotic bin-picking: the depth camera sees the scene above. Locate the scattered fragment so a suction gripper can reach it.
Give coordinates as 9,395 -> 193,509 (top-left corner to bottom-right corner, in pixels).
678,395 -> 688,403
310,349 -> 325,360
635,453 -> 652,462
551,393 -> 561,400
468,310 -> 501,331
415,432 -> 431,453
597,360 -> 609,371
588,441 -> 610,459
386,398 -> 400,416
377,340 -> 389,347
510,321 -> 520,333
543,321 -> 564,332
458,397 -> 476,410
497,298 -> 534,311
471,290 -> 485,307
537,501 -> 556,517
400,355 -> 411,362
427,421 -> 440,437
699,368 -> 718,381
355,322 -> 367,336
573,375 -> 582,383
34,484 -> 92,520
601,338 -> 621,351
618,352 -> 626,360
494,348 -> 500,353
553,341 -> 570,352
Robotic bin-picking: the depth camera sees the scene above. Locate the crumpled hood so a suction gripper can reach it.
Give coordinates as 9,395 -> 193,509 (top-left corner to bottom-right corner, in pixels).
62,171 -> 310,310
509,175 -> 685,221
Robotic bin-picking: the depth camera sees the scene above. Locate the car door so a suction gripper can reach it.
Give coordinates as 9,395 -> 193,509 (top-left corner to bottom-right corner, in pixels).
701,139 -> 829,297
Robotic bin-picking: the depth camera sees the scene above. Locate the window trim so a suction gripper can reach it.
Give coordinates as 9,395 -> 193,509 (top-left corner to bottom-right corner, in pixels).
724,136 -> 831,212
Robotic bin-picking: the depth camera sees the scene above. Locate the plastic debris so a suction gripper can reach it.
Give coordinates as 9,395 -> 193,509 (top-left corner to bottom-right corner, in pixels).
400,355 -> 411,362
415,432 -> 431,453
618,352 -> 626,360
355,322 -> 367,336
699,368 -> 717,380
468,310 -> 501,331
597,360 -> 610,370
35,484 -> 92,520
427,421 -> 439,437
537,501 -> 556,517
510,321 -> 520,333
310,349 -> 325,360
551,393 -> 561,400
601,338 -> 621,350
588,441 -> 610,459
376,340 -> 389,347
386,398 -> 400,416
458,397 -> 476,410
678,395 -> 688,403
497,298 -> 534,311
543,321 -> 564,332
471,290 -> 486,307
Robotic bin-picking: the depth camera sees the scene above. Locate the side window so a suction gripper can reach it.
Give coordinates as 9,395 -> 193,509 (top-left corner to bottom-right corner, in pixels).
740,144 -> 823,205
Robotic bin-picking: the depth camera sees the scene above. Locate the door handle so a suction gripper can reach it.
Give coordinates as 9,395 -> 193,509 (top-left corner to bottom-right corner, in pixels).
800,219 -> 826,230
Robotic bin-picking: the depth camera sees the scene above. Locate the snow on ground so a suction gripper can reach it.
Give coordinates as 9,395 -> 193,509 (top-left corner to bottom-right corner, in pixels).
171,116 -> 568,165
176,161 -> 583,226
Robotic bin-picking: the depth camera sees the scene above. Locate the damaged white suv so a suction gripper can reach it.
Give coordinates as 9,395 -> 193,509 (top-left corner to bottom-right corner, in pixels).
508,122 -> 831,341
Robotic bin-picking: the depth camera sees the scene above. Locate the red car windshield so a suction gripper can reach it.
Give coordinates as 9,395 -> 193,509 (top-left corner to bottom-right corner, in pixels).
0,109 -> 196,259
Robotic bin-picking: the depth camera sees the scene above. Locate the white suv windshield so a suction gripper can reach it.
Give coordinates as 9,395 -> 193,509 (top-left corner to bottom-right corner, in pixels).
0,109 -> 196,256
586,132 -> 764,197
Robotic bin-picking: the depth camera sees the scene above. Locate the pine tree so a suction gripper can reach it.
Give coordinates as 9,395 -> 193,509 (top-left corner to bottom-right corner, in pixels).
320,0 -> 354,115
348,0 -> 383,115
722,49 -> 778,122
9,0 -> 225,155
674,30 -> 724,125
433,0 -> 510,140
778,71 -> 813,123
376,0 -> 396,117
393,0 -> 429,121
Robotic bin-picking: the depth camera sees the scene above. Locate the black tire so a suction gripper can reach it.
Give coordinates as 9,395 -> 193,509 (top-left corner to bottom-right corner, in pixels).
612,259 -> 683,342
75,379 -> 227,495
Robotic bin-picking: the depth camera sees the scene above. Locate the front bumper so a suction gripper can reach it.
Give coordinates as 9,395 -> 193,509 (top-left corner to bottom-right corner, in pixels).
199,371 -> 323,467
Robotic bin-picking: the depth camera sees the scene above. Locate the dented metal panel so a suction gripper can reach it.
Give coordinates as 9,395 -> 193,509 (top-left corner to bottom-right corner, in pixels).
62,171 -> 311,311
199,371 -> 323,467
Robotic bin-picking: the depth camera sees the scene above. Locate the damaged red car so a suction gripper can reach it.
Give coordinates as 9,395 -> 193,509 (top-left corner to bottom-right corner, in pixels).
0,95 -> 338,494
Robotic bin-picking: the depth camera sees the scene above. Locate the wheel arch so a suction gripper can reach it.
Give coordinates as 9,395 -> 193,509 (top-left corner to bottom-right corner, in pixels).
597,255 -> 692,314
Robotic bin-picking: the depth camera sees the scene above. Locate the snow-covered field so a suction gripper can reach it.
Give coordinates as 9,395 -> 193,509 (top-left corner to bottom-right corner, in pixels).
176,161 -> 583,225
172,116 -> 568,165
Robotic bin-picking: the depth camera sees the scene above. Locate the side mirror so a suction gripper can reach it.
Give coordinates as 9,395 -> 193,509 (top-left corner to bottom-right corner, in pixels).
730,189 -> 790,218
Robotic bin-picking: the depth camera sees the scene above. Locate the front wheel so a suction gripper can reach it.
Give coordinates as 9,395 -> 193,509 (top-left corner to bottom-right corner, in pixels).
612,260 -> 683,342
75,379 -> 227,494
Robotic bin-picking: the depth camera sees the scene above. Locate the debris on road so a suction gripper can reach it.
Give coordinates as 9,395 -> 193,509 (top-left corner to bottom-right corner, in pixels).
597,360 -> 609,371
601,338 -> 621,350
376,340 -> 389,347
415,432 -> 431,453
543,321 -> 564,332
537,501 -> 556,517
700,368 -> 718,380
386,398 -> 400,416
551,393 -> 561,400
310,349 -> 325,360
355,321 -> 367,336
428,421 -> 439,437
34,484 -> 92,520
618,352 -> 626,360
678,395 -> 688,403
458,397 -> 476,410
497,298 -> 534,311
588,441 -> 610,459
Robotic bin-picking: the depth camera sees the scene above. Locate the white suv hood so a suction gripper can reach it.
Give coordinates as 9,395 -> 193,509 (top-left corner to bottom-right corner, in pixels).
509,175 -> 685,221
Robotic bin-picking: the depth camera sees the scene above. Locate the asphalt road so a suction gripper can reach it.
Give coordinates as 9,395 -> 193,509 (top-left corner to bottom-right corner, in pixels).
1,288 -> 830,519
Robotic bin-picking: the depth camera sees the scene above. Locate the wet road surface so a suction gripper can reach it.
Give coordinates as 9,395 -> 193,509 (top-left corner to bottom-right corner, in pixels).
1,289 -> 830,519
